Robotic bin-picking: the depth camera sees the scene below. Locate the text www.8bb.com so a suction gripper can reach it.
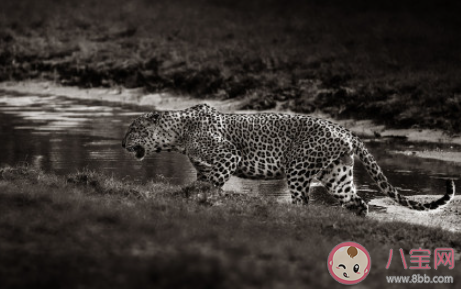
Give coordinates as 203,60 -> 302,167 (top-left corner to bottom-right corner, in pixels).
386,274 -> 453,284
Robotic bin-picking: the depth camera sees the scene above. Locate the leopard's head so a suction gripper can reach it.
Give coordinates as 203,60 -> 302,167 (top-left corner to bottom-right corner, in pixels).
122,112 -> 181,160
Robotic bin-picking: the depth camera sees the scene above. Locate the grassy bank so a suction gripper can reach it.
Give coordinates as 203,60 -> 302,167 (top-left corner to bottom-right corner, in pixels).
1,0 -> 461,132
0,165 -> 460,288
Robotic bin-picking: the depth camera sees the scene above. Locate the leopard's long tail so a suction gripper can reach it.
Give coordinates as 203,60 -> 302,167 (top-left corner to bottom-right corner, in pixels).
353,137 -> 455,211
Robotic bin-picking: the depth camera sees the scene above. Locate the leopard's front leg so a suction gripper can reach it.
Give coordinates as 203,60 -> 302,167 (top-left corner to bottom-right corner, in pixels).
189,148 -> 241,188
185,142 -> 242,202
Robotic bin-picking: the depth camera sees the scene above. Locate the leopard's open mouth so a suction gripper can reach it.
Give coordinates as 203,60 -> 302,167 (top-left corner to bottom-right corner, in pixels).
126,145 -> 145,160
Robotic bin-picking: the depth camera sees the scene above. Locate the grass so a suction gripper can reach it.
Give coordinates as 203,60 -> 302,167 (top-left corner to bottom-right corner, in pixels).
1,165 -> 460,288
1,0 -> 461,132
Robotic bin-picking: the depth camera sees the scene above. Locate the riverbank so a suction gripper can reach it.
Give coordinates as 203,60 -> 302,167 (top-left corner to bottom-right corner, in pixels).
1,165 -> 460,288
1,0 -> 461,133
2,80 -> 461,147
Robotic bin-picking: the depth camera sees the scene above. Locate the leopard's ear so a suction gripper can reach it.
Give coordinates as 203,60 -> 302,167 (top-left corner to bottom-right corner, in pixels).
135,112 -> 162,126
145,112 -> 162,121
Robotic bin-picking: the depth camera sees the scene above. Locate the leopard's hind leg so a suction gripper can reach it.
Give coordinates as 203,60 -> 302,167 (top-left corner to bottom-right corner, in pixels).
318,154 -> 368,216
286,164 -> 312,205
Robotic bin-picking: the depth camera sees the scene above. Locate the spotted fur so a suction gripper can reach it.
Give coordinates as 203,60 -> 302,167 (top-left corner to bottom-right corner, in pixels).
122,104 -> 455,216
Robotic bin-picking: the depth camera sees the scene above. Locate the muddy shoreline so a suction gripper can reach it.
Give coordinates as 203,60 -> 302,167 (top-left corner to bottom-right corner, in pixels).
2,80 -> 461,147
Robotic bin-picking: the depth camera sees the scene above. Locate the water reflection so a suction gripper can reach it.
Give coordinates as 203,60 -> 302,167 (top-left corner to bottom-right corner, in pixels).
0,91 -> 460,200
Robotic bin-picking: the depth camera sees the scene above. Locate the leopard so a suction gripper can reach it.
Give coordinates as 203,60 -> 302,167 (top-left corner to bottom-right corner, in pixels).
122,104 -> 455,216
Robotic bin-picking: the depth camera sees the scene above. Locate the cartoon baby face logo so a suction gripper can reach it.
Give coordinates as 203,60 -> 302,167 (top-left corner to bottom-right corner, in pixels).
328,241 -> 371,285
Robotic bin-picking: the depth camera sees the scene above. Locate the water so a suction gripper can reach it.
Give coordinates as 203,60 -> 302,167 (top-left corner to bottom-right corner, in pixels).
0,90 -> 460,201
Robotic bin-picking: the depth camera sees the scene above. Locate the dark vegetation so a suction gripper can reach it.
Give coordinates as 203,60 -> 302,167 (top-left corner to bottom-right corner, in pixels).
1,0 -> 461,131
1,165 -> 460,288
